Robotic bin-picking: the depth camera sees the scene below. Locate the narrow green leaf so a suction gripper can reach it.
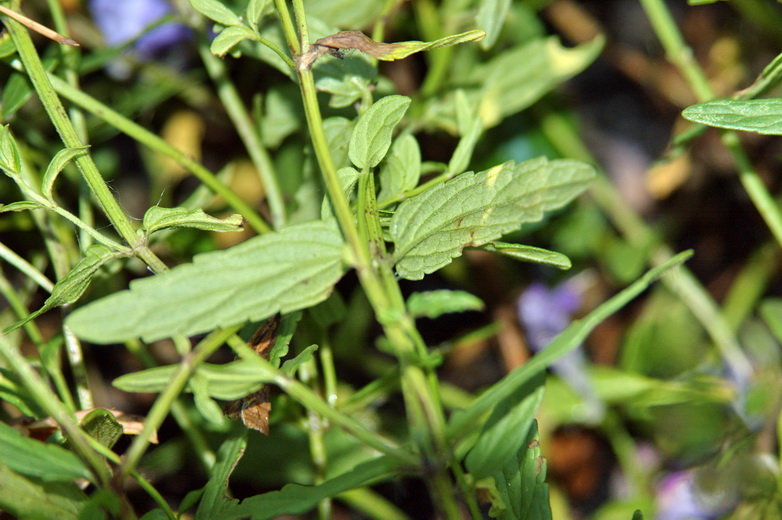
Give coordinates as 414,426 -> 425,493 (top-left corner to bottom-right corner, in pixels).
42,146 -> 89,200
142,206 -> 244,235
479,242 -> 572,270
246,0 -> 270,26
737,51 -> 782,100
215,456 -> 399,520
315,30 -> 485,62
465,383 -> 544,480
0,463 -> 85,520
683,99 -> 782,135
192,372 -> 228,425
447,90 -> 483,175
378,134 -> 421,203
210,24 -> 256,57
0,200 -> 46,212
280,344 -> 319,376
447,251 -> 693,441
79,409 -> 123,450
0,125 -> 21,174
349,95 -> 411,170
0,422 -> 91,482
188,0 -> 241,26
66,221 -> 345,343
760,298 -> 782,344
406,290 -> 485,319
4,244 -> 119,334
268,312 -> 301,367
1,72 -> 34,122
391,157 -> 595,280
476,0 -> 512,50
196,434 -> 246,520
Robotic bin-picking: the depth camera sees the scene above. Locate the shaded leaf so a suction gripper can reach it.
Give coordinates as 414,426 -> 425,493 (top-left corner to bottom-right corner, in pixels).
79,409 -> 123,450
476,0 -> 512,50
280,344 -> 319,376
42,146 -> 89,200
246,0 -> 270,27
211,24 -> 257,57
189,0 -> 241,27
0,124 -> 21,174
0,463 -> 85,520
391,158 -> 595,280
406,290 -> 484,319
447,90 -> 483,175
378,134 -> 421,203
4,244 -> 120,334
0,200 -> 46,213
196,433 -> 246,520
349,95 -> 411,170
142,206 -> 244,235
314,54 -> 376,108
479,242 -> 572,270
66,221 -> 345,343
683,99 -> 782,135
192,372 -> 229,425
315,30 -> 485,62
1,72 -> 34,122
0,422 -> 91,482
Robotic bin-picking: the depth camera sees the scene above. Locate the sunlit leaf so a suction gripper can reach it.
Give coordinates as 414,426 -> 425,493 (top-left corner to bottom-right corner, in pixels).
211,24 -> 256,57
66,221 -> 346,343
349,95 -> 410,170
683,99 -> 782,135
0,200 -> 46,212
406,290 -> 484,319
314,30 -> 485,61
391,158 -> 595,280
476,0 -> 512,50
142,206 -> 245,235
479,242 -> 572,270
42,146 -> 89,200
189,0 -> 241,27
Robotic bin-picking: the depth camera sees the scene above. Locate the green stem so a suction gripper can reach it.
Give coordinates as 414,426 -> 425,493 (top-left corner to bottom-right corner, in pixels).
639,0 -> 782,248
44,73 -> 271,234
0,242 -> 54,292
2,9 -> 167,274
196,39 -> 287,229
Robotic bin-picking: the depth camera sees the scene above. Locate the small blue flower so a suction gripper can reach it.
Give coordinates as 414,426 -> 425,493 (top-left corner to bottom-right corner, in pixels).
89,0 -> 191,61
655,470 -> 734,520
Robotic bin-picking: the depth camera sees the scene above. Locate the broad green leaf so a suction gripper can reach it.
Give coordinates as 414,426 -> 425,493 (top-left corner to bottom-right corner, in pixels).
215,456 -> 399,519
349,95 -> 411,170
682,99 -> 782,135
466,383 -> 544,480
142,206 -> 244,235
211,24 -> 257,57
0,422 -> 91,482
477,36 -> 604,127
447,90 -> 483,176
315,30 -> 485,62
406,290 -> 485,319
4,244 -> 119,334
42,146 -> 89,200
113,358 -> 276,400
476,0 -> 512,50
0,200 -> 46,212
0,125 -> 21,174
0,463 -> 85,520
378,134 -> 421,203
196,434 -> 246,520
66,221 -> 345,343
260,85 -> 304,148
447,251 -> 693,442
1,72 -> 34,122
479,242 -> 572,270
302,0 -> 384,29
480,421 -> 551,520
391,157 -> 595,280
80,409 -> 123,449
246,0 -> 271,26
314,54 -> 376,108
323,117 -> 355,169
189,0 -> 241,26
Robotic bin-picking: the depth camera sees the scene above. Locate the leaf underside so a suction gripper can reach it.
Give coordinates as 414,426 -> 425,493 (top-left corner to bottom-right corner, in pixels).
682,98 -> 782,135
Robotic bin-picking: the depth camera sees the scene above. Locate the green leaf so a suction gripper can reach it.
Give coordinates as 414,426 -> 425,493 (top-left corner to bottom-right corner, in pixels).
113,358 -> 276,400
447,251 -> 693,442
0,463 -> 85,520
477,36 -> 604,128
280,344 -> 319,376
210,24 -> 257,57
4,244 -> 119,334
188,0 -> 241,26
0,200 -> 47,213
323,117 -> 355,169
682,99 -> 782,135
391,157 -> 595,280
215,456 -> 399,519
269,312 -> 301,367
315,30 -> 485,62
482,421 -> 551,520
378,134 -> 421,203
192,372 -> 229,425
447,90 -> 483,175
0,422 -> 91,482
0,125 -> 21,174
314,54 -> 377,109
66,221 -> 345,343
476,0 -> 512,50
479,242 -> 572,270
196,433 -> 246,520
42,146 -> 90,200
737,51 -> 782,100
406,290 -> 485,319
246,0 -> 270,26
466,383 -> 544,480
1,72 -> 34,122
349,95 -> 411,170
760,298 -> 782,344
79,409 -> 123,450
302,0 -> 385,29
142,206 -> 245,235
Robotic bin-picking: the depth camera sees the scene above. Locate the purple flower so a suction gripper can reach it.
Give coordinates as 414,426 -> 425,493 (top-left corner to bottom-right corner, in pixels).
89,0 -> 191,61
656,470 -> 734,520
